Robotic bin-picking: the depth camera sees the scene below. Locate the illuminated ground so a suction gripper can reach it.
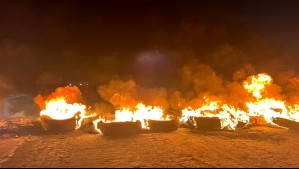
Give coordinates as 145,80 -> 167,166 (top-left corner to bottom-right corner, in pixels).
1,118 -> 299,168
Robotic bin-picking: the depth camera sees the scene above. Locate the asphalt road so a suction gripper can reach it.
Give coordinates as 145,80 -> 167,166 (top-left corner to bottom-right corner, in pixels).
1,119 -> 299,168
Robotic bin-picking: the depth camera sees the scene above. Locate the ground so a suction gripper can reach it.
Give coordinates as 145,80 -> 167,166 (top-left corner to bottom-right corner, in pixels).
0,117 -> 299,168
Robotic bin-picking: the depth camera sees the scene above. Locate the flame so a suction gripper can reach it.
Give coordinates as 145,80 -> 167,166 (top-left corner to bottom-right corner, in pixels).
94,103 -> 169,130
114,108 -> 135,122
288,104 -> 299,121
246,98 -> 287,123
113,103 -> 168,129
179,73 -> 299,130
39,97 -> 88,129
244,73 -> 292,124
35,86 -> 92,130
244,73 -> 272,99
93,72 -> 299,132
40,97 -> 86,120
180,100 -> 247,130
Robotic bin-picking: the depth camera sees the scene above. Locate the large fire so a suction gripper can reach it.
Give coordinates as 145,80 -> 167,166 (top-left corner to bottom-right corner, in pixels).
94,103 -> 169,130
179,73 -> 299,130
35,74 -> 299,132
180,99 -> 247,130
35,86 -> 89,129
40,97 -> 86,120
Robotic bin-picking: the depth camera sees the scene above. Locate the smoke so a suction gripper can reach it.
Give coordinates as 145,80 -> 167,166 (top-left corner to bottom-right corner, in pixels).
97,79 -> 137,109
36,71 -> 63,95
0,74 -> 19,118
94,102 -> 115,121
178,59 -> 225,97
97,79 -> 172,117
136,86 -> 169,109
34,85 -> 83,110
0,74 -> 15,97
0,39 -> 39,93
1,1 -> 299,120
275,70 -> 299,105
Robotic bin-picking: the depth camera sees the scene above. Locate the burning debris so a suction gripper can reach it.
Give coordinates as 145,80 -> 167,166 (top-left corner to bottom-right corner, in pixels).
179,72 -> 299,131
273,117 -> 299,131
91,79 -> 178,135
34,86 -> 93,132
192,117 -> 222,130
92,102 -> 175,135
147,119 -> 179,132
39,115 -> 78,132
32,70 -> 299,134
95,120 -> 142,136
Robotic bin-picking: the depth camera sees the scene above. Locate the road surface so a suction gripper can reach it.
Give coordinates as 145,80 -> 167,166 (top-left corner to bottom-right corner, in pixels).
1,118 -> 299,168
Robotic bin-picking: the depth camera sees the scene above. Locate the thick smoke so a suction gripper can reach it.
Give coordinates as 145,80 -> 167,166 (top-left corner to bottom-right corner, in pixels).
0,39 -> 39,93
97,79 -> 172,117
36,71 -> 63,95
1,1 -> 299,119
34,86 -> 83,110
0,74 -> 18,118
98,79 -> 137,109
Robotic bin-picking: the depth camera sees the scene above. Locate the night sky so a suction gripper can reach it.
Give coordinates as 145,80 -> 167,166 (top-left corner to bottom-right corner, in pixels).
0,0 -> 299,97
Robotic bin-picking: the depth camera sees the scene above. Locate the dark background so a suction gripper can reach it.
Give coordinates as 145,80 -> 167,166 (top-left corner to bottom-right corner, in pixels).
0,0 -> 299,97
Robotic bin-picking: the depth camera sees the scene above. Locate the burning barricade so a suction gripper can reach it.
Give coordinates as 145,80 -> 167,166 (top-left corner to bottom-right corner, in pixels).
179,73 -> 299,131
93,103 -> 179,136
33,73 -> 299,134
34,86 -> 90,132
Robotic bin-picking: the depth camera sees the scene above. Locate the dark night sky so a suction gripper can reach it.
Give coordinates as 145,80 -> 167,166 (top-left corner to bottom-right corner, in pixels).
0,0 -> 299,96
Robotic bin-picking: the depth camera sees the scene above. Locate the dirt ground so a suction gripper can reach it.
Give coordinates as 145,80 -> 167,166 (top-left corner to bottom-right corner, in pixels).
1,117 -> 299,168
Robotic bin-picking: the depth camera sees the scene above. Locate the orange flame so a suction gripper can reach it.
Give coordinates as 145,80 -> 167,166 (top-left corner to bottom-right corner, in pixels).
94,73 -> 299,131
35,86 -> 90,129
244,73 -> 272,99
180,100 -> 246,130
94,103 -> 169,130
40,97 -> 86,119
179,73 -> 299,130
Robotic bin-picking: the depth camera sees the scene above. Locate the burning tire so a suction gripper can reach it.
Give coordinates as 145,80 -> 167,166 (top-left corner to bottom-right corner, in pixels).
40,115 -> 77,132
148,119 -> 179,132
236,121 -> 248,128
193,117 -> 221,130
97,121 -> 142,136
273,117 -> 299,131
249,116 -> 268,125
